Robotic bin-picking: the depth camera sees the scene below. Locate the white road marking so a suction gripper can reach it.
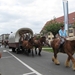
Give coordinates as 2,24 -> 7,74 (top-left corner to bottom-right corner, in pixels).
9,49 -> 12,51
23,72 -> 35,75
1,56 -> 13,59
3,50 -> 7,52
3,49 -> 12,53
7,51 -> 42,75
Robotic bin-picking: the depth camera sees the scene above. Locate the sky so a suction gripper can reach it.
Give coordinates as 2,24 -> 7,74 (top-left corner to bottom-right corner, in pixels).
0,0 -> 75,35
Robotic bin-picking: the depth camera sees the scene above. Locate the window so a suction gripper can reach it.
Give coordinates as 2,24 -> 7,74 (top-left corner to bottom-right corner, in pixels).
68,24 -> 72,28
69,29 -> 73,33
48,38 -> 51,40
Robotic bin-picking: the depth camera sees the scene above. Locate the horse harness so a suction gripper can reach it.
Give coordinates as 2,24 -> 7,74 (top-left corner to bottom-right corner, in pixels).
58,40 -> 66,53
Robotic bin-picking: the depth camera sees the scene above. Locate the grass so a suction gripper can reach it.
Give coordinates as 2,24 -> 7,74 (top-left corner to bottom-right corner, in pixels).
42,46 -> 53,52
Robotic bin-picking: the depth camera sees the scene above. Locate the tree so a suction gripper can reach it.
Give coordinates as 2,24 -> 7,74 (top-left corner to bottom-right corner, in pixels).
44,20 -> 63,37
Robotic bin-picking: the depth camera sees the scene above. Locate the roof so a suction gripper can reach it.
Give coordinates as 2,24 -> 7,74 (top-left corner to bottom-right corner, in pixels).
41,12 -> 75,33
55,12 -> 75,24
9,27 -> 34,43
16,28 -> 33,36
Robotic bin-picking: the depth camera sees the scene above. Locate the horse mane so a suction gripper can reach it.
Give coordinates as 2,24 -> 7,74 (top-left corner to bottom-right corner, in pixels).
28,37 -> 33,44
70,40 -> 75,46
39,36 -> 46,43
51,38 -> 61,49
41,36 -> 46,38
65,39 -> 75,45
71,40 -> 75,42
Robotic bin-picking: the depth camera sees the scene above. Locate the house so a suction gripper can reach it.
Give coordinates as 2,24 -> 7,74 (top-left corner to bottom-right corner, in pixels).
40,12 -> 75,41
0,34 -> 10,45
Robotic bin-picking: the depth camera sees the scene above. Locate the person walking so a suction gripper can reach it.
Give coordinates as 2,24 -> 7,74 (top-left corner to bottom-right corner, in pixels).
0,52 -> 2,75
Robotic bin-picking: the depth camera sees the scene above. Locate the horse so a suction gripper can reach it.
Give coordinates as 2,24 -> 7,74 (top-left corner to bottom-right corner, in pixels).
22,37 -> 34,56
51,37 -> 75,70
0,52 -> 2,58
33,36 -> 50,56
2,40 -> 4,45
4,41 -> 9,48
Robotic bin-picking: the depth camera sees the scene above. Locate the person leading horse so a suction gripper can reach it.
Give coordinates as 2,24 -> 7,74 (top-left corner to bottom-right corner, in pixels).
19,34 -> 24,49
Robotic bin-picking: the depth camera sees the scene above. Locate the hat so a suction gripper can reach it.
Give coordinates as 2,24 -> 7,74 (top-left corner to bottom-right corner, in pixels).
61,25 -> 64,27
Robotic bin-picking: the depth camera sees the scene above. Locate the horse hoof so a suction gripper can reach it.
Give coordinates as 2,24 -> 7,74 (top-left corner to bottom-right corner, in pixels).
65,63 -> 70,67
39,55 -> 41,56
72,66 -> 75,71
32,53 -> 34,57
73,68 -> 75,71
27,54 -> 29,56
55,61 -> 60,65
52,56 -> 55,62
55,63 -> 60,65
35,52 -> 37,55
52,58 -> 54,62
31,52 -> 34,57
38,53 -> 41,56
65,60 -> 70,67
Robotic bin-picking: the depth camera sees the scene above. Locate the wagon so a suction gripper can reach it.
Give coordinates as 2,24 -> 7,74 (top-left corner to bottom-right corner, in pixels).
8,27 -> 33,53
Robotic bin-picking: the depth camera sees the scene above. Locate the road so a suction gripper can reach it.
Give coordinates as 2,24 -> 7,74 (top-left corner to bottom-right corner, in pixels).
0,46 -> 75,75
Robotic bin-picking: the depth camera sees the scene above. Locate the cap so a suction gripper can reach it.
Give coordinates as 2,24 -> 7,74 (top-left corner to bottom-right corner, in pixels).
61,25 -> 64,27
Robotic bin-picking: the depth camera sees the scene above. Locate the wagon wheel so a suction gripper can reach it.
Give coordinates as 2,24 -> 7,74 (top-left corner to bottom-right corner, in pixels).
25,49 -> 30,56
16,48 -> 19,54
12,48 -> 15,52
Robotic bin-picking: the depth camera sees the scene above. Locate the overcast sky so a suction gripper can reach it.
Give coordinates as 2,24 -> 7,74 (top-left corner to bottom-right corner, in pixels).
0,0 -> 74,34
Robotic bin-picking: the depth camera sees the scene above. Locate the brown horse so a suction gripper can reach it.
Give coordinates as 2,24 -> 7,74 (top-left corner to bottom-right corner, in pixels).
22,37 -> 34,56
4,41 -> 9,48
0,52 -> 2,58
33,36 -> 50,56
51,37 -> 75,70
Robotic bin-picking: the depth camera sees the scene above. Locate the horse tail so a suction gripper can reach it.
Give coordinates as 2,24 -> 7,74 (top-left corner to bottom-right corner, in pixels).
50,40 -> 53,47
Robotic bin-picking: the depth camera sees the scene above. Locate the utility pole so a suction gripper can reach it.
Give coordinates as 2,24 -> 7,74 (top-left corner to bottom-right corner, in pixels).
63,0 -> 69,36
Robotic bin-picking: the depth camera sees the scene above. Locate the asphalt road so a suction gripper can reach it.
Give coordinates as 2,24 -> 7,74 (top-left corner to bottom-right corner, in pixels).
0,46 -> 75,75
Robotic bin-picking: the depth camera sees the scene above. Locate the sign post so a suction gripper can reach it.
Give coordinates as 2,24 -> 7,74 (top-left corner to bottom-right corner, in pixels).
63,0 -> 69,36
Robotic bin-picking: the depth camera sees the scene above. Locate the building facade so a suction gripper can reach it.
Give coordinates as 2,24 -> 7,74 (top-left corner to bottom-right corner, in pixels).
0,34 -> 10,45
40,12 -> 75,41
